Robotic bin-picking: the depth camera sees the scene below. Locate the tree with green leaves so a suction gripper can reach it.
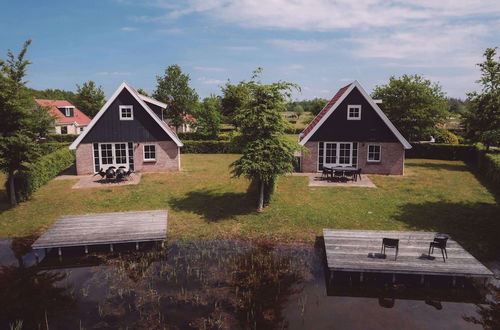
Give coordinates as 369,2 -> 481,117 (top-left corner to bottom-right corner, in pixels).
221,80 -> 250,127
372,74 -> 449,141
136,88 -> 149,97
153,65 -> 199,132
229,70 -> 299,210
195,95 -> 222,138
0,40 -> 54,205
463,47 -> 500,150
292,104 -> 304,118
73,81 -> 105,118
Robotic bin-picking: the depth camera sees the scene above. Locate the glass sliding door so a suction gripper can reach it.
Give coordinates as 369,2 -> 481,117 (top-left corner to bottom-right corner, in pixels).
318,142 -> 358,171
95,142 -> 134,171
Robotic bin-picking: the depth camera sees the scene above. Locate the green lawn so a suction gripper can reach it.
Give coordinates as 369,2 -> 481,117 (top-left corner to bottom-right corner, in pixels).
0,155 -> 498,259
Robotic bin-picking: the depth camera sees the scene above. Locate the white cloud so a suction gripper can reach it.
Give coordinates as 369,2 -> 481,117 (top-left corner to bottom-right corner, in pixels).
198,77 -> 225,85
120,26 -> 138,31
267,39 -> 327,52
96,71 -> 131,76
135,0 -> 500,31
193,66 -> 226,72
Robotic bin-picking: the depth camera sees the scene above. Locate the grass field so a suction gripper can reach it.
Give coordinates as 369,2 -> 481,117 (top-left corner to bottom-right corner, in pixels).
0,155 -> 498,259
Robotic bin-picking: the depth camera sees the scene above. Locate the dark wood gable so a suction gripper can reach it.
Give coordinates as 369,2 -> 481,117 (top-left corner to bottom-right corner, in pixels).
309,87 -> 399,143
81,89 -> 173,143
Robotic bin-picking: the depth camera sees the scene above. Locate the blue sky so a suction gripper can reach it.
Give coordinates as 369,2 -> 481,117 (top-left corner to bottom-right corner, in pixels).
1,0 -> 499,100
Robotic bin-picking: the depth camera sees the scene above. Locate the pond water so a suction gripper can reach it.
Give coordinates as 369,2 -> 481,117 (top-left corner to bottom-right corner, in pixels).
0,237 -> 498,329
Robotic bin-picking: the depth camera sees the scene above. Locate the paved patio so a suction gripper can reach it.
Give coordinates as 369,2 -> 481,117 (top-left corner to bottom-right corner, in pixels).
56,173 -> 142,189
292,172 -> 376,187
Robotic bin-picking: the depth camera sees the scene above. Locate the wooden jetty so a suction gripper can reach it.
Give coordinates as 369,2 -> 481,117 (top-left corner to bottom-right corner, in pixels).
323,229 -> 493,282
32,210 -> 168,255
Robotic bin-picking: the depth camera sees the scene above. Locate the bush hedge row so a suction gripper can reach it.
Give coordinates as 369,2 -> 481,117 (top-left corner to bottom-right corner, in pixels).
177,132 -> 232,141
182,140 -> 242,154
46,134 -> 79,142
40,142 -> 70,155
9,148 -> 76,202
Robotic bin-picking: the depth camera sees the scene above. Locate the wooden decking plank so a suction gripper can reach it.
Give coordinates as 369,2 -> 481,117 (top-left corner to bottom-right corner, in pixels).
32,210 -> 168,249
323,229 -> 493,278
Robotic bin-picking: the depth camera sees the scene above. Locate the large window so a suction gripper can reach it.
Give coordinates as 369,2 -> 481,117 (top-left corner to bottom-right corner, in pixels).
144,144 -> 156,161
347,105 -> 361,120
93,143 -> 133,172
119,105 -> 133,120
318,142 -> 358,171
367,145 -> 381,162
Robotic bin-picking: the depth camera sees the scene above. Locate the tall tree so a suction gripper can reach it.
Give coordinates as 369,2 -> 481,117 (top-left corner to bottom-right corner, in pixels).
221,81 -> 251,127
372,74 -> 449,141
463,48 -> 500,150
0,40 -> 53,205
73,80 -> 105,118
195,95 -> 222,138
229,70 -> 299,210
153,65 -> 199,132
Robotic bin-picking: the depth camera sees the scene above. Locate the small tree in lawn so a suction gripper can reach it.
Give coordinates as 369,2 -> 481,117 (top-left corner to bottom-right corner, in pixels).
463,47 -> 500,150
74,80 -> 105,118
230,70 -> 299,211
195,95 -> 222,139
372,74 -> 449,141
0,40 -> 53,205
293,104 -> 304,119
153,65 -> 199,132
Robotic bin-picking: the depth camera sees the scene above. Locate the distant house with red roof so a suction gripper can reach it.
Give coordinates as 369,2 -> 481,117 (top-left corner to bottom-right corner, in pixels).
298,81 -> 411,175
69,82 -> 183,175
35,99 -> 91,135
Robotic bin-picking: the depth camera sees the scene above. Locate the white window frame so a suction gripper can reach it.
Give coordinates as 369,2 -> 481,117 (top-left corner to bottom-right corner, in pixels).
119,105 -> 134,120
98,143 -> 130,168
64,107 -> 74,117
143,144 -> 156,162
347,105 -> 361,120
367,144 -> 381,163
318,141 -> 357,171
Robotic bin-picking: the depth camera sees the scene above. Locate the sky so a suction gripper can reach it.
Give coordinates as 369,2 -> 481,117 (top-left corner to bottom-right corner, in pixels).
1,0 -> 499,100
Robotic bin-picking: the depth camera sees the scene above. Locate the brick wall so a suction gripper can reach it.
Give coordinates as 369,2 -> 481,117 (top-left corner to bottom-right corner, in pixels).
134,141 -> 180,172
75,141 -> 180,175
76,143 -> 94,175
358,142 -> 405,175
301,141 -> 405,175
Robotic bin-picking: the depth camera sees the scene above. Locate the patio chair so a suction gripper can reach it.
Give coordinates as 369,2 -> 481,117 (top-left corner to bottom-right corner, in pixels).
354,168 -> 362,182
428,236 -> 448,262
381,238 -> 399,260
333,170 -> 344,182
344,170 -> 355,182
321,167 -> 333,181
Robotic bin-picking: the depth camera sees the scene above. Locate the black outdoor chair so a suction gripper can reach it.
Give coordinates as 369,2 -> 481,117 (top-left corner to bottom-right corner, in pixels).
354,168 -> 362,182
321,167 -> 333,181
381,238 -> 399,260
105,167 -> 116,182
333,170 -> 344,182
428,236 -> 448,262
116,167 -> 127,181
344,170 -> 355,182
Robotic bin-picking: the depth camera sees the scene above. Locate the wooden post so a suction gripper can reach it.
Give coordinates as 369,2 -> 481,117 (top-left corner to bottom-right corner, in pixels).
58,247 -> 62,256
360,272 -> 364,282
420,275 -> 424,285
84,246 -> 88,254
110,244 -> 113,252
161,240 -> 165,249
136,242 -> 139,250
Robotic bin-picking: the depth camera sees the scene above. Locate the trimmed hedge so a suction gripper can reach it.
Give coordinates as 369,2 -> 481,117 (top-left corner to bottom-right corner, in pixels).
46,134 -> 79,143
177,132 -> 232,141
475,152 -> 500,190
40,142 -> 71,155
406,143 -> 476,161
182,140 -> 242,154
284,127 -> 303,134
8,148 -> 76,202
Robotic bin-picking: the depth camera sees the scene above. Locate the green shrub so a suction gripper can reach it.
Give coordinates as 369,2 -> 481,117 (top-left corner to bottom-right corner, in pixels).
475,152 -> 500,191
46,134 -> 79,143
40,142 -> 70,155
434,129 -> 459,144
8,148 -> 75,202
289,120 -> 297,124
406,143 -> 476,161
284,127 -> 303,134
177,132 -> 232,141
182,140 -> 242,153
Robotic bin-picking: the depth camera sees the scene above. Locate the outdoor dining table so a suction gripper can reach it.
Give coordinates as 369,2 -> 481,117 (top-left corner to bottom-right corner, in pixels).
323,166 -> 358,181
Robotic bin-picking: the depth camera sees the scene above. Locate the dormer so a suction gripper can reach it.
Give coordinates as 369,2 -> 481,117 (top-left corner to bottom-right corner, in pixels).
57,106 -> 75,117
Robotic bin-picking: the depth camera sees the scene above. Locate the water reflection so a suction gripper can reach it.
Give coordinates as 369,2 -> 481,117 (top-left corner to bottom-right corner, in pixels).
0,238 -> 497,329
